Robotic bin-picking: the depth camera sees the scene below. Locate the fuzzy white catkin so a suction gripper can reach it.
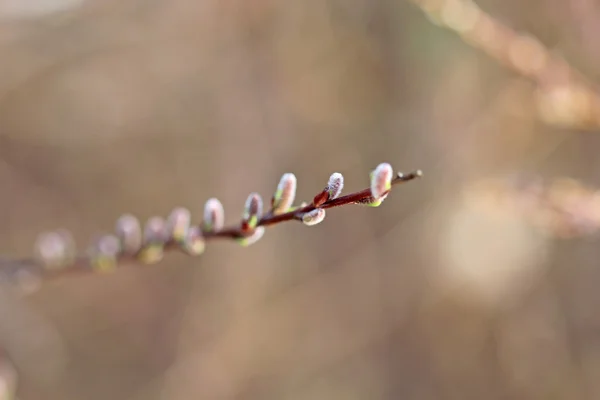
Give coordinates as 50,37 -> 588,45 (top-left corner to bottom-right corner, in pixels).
272,173 -> 297,215
370,163 -> 393,200
35,231 -> 72,269
327,172 -> 344,199
144,217 -> 168,244
115,214 -> 142,254
302,209 -> 326,226
166,207 -> 192,241
182,226 -> 205,255
89,234 -> 121,272
96,235 -> 121,257
204,198 -> 225,231
244,193 -> 263,222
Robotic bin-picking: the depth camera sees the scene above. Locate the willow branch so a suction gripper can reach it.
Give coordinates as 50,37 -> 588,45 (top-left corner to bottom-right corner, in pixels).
0,164 -> 422,293
209,170 -> 422,235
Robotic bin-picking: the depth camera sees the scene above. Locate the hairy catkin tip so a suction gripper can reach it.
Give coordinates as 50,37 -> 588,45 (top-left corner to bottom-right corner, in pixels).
138,217 -> 167,264
144,217 -> 168,244
237,227 -> 265,247
327,172 -> 344,200
272,173 -> 297,215
34,231 -> 74,269
115,214 -> 142,255
204,198 -> 225,231
167,207 -> 191,242
243,193 -> 263,228
371,163 -> 393,200
302,208 -> 326,226
90,234 -> 121,273
182,226 -> 205,256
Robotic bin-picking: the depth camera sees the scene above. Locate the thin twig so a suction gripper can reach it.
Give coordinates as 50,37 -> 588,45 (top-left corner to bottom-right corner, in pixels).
0,167 -> 422,290
209,170 -> 422,235
410,0 -> 600,129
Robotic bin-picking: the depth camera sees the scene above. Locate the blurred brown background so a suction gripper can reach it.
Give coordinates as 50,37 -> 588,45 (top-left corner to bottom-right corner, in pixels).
2,0 -> 600,399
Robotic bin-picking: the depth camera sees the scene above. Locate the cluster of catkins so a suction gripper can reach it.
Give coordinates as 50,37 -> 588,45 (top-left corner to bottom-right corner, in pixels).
33,163 -> 400,273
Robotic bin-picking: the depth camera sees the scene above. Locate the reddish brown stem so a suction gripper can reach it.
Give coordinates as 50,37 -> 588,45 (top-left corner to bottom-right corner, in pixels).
206,169 -> 422,236
0,169 -> 422,287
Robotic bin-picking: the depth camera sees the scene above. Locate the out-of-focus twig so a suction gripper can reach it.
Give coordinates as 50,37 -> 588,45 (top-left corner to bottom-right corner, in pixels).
411,0 -> 600,129
465,174 -> 600,238
0,352 -> 16,400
